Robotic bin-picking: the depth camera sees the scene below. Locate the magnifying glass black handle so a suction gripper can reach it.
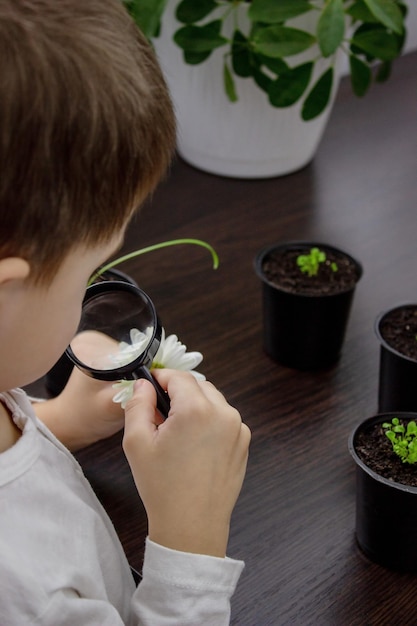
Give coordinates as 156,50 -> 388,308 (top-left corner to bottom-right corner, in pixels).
136,366 -> 170,419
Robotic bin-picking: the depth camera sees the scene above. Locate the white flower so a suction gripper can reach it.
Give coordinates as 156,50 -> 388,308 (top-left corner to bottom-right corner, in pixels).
112,328 -> 205,408
152,328 -> 205,380
109,327 -> 153,368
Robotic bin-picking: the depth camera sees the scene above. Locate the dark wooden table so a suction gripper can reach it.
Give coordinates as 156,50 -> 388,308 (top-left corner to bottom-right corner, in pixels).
30,51 -> 417,624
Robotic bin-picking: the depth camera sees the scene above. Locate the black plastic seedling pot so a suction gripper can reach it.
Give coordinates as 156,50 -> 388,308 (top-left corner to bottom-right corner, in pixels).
254,242 -> 362,370
349,413 -> 417,572
375,305 -> 417,413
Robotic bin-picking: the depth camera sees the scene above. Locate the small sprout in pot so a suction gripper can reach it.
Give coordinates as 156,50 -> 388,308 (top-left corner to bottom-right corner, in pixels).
296,247 -> 338,278
383,417 -> 417,465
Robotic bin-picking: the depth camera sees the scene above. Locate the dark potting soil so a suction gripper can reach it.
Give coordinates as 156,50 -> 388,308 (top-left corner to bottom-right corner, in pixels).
355,419 -> 417,487
379,306 -> 417,361
261,246 -> 360,296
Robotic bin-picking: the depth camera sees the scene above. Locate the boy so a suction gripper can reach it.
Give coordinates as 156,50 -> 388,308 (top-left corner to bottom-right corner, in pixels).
0,1 -> 250,624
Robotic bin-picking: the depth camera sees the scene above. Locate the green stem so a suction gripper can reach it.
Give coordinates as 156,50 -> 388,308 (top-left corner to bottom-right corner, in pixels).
88,238 -> 219,285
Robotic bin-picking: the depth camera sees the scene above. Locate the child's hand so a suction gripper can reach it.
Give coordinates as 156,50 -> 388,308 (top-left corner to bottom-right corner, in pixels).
122,369 -> 251,558
35,366 -> 124,451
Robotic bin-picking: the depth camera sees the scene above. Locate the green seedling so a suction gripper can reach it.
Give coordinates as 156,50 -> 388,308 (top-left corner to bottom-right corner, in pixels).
296,247 -> 338,277
382,417 -> 417,464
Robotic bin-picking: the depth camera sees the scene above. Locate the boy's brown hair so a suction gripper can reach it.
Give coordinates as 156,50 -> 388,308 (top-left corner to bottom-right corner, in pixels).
0,0 -> 176,283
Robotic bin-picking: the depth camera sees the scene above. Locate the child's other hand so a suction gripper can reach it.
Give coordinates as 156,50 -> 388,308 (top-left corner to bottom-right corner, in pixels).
35,366 -> 124,451
122,369 -> 251,558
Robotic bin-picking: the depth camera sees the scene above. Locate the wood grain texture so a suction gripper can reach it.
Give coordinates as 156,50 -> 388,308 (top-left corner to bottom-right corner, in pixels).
28,51 -> 417,625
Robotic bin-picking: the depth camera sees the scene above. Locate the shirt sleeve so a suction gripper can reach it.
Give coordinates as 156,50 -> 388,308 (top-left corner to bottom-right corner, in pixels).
1,539 -> 243,626
132,538 -> 245,626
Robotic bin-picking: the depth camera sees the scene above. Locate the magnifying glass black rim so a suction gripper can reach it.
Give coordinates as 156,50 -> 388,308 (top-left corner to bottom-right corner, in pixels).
65,280 -> 162,382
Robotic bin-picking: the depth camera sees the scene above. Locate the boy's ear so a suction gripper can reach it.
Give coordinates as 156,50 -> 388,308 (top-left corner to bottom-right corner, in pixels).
0,258 -> 30,284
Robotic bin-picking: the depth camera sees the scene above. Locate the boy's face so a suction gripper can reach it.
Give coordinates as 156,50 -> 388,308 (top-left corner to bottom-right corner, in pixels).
0,233 -> 124,391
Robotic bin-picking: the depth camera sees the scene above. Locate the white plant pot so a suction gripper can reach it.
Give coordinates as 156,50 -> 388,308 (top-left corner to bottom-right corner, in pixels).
153,1 -> 344,179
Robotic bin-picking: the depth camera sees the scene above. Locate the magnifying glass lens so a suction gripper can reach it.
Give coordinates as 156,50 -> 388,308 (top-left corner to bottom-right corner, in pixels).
69,288 -> 156,371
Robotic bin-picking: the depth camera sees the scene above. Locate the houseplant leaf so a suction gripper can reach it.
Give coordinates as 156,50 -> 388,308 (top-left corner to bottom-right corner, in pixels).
349,54 -> 371,96
347,0 -> 378,22
174,20 -> 228,53
232,30 -> 252,77
351,28 -> 401,60
317,0 -> 346,57
252,68 -> 273,94
256,53 -> 289,75
224,61 -> 238,102
363,0 -> 404,34
301,67 -> 333,120
123,0 -> 168,38
253,26 -> 316,58
175,0 -> 218,24
248,0 -> 313,23
268,62 -> 313,107
350,23 -> 378,59
184,50 -> 212,64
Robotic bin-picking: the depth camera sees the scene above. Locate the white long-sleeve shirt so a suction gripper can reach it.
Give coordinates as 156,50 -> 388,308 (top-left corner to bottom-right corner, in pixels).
0,389 -> 244,625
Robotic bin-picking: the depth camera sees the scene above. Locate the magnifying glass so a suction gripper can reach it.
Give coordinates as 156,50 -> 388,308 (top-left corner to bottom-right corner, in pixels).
66,281 -> 170,419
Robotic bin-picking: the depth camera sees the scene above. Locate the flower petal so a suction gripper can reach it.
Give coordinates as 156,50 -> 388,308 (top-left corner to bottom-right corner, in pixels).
189,370 -> 206,381
112,380 -> 135,409
152,331 -> 204,374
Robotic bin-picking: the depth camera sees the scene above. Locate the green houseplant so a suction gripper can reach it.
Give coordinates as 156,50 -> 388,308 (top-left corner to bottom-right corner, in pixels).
123,0 -> 408,178
127,0 -> 407,120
